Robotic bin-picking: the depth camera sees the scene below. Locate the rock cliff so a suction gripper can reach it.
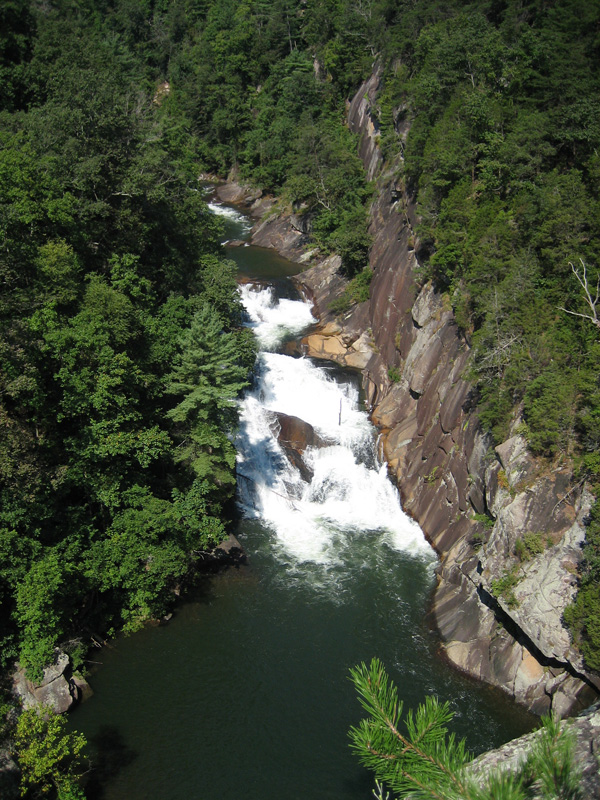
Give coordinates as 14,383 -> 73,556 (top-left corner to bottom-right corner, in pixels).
246,73 -> 599,716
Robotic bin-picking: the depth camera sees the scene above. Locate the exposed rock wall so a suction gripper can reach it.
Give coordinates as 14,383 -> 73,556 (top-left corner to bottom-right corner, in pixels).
249,73 -> 598,716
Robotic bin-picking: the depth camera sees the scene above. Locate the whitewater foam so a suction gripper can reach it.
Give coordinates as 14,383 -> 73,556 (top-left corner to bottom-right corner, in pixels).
239,284 -> 316,351
236,284 -> 435,571
207,201 -> 252,241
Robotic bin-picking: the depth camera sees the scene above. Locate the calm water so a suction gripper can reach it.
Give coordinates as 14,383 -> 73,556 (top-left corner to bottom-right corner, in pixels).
68,200 -> 534,800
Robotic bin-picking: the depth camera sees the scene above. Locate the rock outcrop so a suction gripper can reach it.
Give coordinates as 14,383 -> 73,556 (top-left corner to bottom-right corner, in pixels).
0,749 -> 20,800
247,72 -> 598,715
213,534 -> 247,568
12,651 -> 89,714
270,411 -> 329,482
468,701 -> 600,797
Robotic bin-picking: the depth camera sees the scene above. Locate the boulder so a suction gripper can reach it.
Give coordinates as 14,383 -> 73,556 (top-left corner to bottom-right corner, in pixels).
270,411 -> 328,482
468,702 -> 600,798
215,181 -> 262,206
214,534 -> 247,567
13,651 -> 78,714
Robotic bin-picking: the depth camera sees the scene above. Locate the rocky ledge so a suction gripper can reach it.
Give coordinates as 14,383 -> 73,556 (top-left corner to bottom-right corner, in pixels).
468,701 -> 600,796
234,70 -> 599,717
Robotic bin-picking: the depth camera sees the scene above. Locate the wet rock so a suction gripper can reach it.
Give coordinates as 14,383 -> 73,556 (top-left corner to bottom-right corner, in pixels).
214,534 -> 247,567
72,674 -> 94,703
281,339 -> 302,357
270,411 -> 328,482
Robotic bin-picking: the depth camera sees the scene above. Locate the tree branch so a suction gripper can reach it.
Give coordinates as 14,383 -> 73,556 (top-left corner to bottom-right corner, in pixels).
558,259 -> 600,330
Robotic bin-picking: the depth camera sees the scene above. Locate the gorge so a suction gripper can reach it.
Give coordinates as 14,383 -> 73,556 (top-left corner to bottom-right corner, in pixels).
66,202 -> 535,799
236,70 -> 600,718
3,2 -> 600,797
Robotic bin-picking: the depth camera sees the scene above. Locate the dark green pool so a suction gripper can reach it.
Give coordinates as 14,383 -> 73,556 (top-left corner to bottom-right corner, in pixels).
68,205 -> 535,800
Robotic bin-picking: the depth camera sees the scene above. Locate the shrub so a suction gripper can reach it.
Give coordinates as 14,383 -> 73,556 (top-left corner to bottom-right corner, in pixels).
515,532 -> 545,561
329,267 -> 372,314
491,566 -> 520,608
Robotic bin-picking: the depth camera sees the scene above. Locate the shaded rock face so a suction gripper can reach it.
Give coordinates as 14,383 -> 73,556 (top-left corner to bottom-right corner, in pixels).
0,749 -> 20,800
12,651 -> 89,714
213,534 -> 247,568
251,212 -> 311,263
248,71 -> 598,716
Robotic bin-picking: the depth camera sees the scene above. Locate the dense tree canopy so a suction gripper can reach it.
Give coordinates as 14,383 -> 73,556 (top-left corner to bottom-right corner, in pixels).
0,0 -> 256,683
2,1 -> 600,795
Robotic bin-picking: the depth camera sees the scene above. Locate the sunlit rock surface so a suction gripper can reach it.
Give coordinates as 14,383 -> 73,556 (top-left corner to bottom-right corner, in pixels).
12,651 -> 90,714
242,71 -> 598,716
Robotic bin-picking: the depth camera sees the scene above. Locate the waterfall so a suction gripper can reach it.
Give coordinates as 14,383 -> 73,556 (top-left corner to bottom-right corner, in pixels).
207,201 -> 253,242
236,283 -> 434,574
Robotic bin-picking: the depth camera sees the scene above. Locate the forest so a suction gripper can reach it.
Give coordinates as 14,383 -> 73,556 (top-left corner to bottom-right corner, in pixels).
1,0 -> 600,797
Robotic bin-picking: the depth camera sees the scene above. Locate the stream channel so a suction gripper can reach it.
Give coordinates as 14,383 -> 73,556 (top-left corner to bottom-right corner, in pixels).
68,200 -> 535,799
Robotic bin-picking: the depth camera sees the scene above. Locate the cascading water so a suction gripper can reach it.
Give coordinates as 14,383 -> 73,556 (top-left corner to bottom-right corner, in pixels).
207,200 -> 253,242
66,201 -> 535,800
236,282 -> 435,576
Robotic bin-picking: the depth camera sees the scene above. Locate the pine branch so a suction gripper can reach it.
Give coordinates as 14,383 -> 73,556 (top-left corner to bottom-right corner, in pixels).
349,659 -> 472,798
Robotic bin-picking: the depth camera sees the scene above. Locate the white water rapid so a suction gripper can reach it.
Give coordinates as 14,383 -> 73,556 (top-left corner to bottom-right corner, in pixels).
208,201 -> 253,242
236,282 -> 435,575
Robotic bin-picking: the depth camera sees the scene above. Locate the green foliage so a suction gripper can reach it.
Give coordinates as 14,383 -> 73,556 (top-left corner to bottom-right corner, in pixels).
349,658 -> 471,799
472,513 -> 494,530
372,0 -> 600,464
167,304 -> 251,487
515,533 -> 545,563
565,495 -> 600,671
13,706 -> 87,800
15,554 -> 84,681
424,466 -> 439,484
522,715 -> 581,800
491,567 -> 520,609
2,0 -> 599,707
0,0 -> 256,678
329,268 -> 372,314
349,658 -> 581,800
388,367 -> 401,384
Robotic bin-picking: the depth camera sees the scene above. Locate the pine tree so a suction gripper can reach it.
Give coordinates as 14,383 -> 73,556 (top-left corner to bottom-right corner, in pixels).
349,658 -> 581,800
167,304 -> 250,484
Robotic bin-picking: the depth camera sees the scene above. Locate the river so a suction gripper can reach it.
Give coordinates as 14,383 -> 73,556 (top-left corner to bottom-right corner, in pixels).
68,200 -> 534,799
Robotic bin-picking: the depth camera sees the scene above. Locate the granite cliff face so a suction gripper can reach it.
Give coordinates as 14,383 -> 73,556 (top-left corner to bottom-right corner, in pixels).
245,73 -> 599,716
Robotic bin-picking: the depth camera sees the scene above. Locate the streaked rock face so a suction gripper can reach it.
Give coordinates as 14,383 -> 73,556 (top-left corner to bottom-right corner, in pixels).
12,650 -> 90,714
246,72 -> 599,716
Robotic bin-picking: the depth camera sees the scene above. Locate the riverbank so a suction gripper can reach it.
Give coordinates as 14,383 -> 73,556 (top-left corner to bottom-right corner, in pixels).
63,239 -> 538,800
